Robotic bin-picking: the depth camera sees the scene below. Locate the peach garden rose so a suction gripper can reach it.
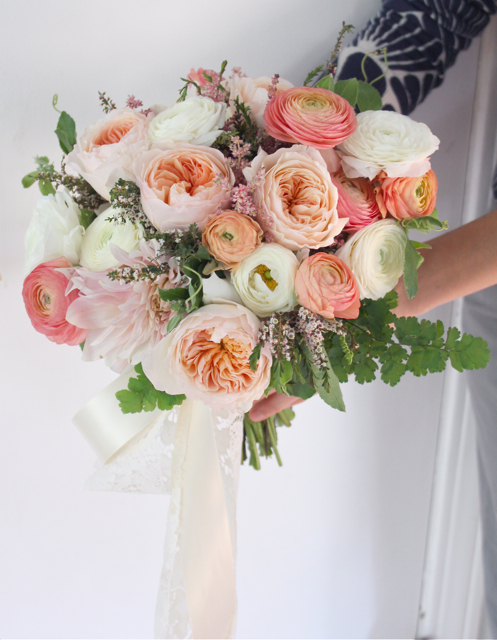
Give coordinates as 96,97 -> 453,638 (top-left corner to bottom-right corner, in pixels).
244,145 -> 345,251
263,86 -> 356,149
375,169 -> 438,220
142,303 -> 272,412
66,107 -> 149,200
132,145 -> 234,231
202,210 -> 263,268
295,253 -> 360,320
22,257 -> 87,346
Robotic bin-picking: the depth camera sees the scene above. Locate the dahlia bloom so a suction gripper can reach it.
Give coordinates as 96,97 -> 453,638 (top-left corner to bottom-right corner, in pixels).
66,240 -> 183,373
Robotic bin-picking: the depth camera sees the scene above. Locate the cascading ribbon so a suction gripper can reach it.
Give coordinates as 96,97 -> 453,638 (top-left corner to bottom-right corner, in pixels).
73,373 -> 243,639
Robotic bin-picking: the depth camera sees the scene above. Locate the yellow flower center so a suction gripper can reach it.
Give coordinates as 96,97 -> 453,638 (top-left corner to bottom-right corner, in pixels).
254,264 -> 278,291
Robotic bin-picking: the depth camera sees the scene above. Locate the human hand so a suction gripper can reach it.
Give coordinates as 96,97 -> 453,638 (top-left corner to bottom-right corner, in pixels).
249,389 -> 306,421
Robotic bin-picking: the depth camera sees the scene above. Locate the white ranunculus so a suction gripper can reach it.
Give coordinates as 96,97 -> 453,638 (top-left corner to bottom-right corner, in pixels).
148,96 -> 226,147
24,188 -> 84,275
336,219 -> 406,300
80,210 -> 144,271
202,272 -> 243,306
337,110 -> 440,180
232,243 -> 299,317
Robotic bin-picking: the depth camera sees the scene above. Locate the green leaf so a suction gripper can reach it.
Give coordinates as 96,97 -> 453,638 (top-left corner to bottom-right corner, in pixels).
356,80 -> 382,112
401,213 -> 447,234
315,74 -> 335,92
403,236 -> 419,299
116,363 -> 186,414
115,389 -> 144,414
249,343 -> 262,372
195,244 -> 211,261
22,171 -> 39,188
454,334 -> 491,370
202,72 -> 213,83
279,359 -> 293,386
55,111 -> 77,154
354,358 -> 378,384
303,64 -> 324,86
380,360 -> 407,386
334,78 -> 359,107
445,327 -> 461,351
302,344 -> 345,411
39,180 -> 56,195
286,379 -> 316,400
80,209 -> 97,229
167,314 -> 183,333
159,287 -> 189,302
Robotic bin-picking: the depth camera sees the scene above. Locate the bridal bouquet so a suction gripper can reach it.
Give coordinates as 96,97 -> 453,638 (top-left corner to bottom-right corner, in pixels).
21,29 -> 492,637
22,56 -> 490,468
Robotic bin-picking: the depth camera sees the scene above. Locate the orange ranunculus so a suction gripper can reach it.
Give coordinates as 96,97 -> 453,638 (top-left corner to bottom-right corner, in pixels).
202,210 -> 263,268
295,253 -> 360,320
376,169 -> 438,219
263,86 -> 356,149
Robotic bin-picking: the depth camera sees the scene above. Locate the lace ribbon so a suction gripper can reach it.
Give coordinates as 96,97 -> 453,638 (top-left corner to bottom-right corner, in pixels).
73,374 -> 244,639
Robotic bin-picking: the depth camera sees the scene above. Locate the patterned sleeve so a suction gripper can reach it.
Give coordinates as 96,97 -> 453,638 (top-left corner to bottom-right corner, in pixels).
335,0 -> 497,115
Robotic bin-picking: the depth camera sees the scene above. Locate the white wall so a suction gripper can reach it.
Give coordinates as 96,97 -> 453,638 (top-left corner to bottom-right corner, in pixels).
0,1 -> 481,637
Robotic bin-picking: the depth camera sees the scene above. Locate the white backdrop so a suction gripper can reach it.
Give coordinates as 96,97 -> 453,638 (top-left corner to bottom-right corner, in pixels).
0,1 -> 481,637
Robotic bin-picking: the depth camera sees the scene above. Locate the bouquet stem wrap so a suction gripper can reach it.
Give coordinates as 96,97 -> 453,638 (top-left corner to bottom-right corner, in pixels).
73,374 -> 243,639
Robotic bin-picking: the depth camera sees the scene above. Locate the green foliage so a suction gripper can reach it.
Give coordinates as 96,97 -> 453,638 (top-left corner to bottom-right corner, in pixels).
333,78 -> 358,107
22,156 -> 56,194
315,74 -> 335,92
55,110 -> 77,155
249,343 -> 262,372
80,209 -> 97,230
303,64 -> 324,86
356,80 -> 382,111
327,293 -> 491,388
158,287 -> 189,302
403,236 -> 419,299
115,363 -> 186,414
400,210 -> 448,234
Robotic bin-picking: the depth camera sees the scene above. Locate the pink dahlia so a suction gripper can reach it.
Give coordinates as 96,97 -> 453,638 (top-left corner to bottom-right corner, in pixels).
66,240 -> 183,373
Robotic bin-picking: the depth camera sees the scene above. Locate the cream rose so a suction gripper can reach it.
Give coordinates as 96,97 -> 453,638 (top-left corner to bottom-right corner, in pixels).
244,145 -> 346,251
337,111 -> 440,180
24,189 -> 84,276
132,145 -> 233,231
142,303 -> 272,412
227,76 -> 293,129
80,210 -> 144,271
65,108 -> 149,200
232,243 -> 298,316
336,219 -> 406,300
147,96 -> 226,146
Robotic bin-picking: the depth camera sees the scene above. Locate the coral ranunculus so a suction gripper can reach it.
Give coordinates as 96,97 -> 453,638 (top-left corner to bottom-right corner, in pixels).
132,145 -> 234,231
202,210 -> 263,268
376,169 -> 438,220
331,170 -> 383,232
22,258 -> 87,346
295,253 -> 360,320
263,86 -> 357,149
142,303 -> 272,412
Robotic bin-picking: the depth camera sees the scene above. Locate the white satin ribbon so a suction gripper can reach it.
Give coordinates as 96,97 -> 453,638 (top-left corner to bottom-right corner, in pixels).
73,374 -> 241,639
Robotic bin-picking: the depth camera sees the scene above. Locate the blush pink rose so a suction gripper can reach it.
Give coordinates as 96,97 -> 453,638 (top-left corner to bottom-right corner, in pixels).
142,303 -> 272,412
376,169 -> 438,219
331,170 -> 383,232
22,257 -> 87,346
202,210 -> 263,268
295,253 -> 360,320
228,75 -> 294,128
132,145 -> 234,231
263,86 -> 357,149
65,108 -> 150,200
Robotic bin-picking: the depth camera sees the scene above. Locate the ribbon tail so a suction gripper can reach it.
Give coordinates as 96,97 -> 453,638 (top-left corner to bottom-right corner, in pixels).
154,400 -> 242,639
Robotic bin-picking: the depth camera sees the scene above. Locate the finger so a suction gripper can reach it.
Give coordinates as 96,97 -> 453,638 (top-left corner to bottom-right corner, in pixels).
249,393 -> 304,421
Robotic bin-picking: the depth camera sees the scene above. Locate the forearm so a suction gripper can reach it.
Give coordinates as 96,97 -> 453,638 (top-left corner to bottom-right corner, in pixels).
394,209 -> 497,317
